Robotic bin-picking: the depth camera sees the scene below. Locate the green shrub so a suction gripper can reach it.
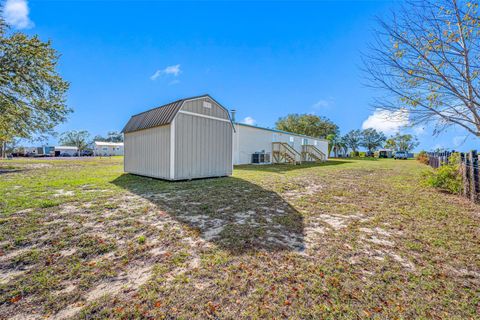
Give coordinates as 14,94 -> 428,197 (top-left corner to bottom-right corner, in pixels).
359,151 -> 366,157
137,235 -> 146,244
349,151 -> 359,157
423,153 -> 462,194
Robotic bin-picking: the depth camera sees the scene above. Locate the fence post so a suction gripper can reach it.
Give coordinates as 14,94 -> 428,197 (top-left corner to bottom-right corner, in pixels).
477,154 -> 480,204
468,151 -> 478,203
476,155 -> 480,203
461,153 -> 469,198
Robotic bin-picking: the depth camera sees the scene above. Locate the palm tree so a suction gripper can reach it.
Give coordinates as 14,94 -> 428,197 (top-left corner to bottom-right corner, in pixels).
326,134 -> 336,157
327,134 -> 347,158
333,138 -> 346,158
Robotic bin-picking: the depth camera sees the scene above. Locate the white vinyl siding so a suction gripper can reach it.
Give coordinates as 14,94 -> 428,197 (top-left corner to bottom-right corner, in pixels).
232,124 -> 329,165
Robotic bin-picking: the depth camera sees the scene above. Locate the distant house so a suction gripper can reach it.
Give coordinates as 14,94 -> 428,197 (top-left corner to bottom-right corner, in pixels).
93,141 -> 124,156
55,146 -> 78,156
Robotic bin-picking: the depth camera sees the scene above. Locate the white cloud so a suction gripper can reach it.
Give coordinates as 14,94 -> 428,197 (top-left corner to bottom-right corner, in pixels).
4,0 -> 33,29
242,116 -> 256,125
362,108 -> 409,134
313,97 -> 334,109
164,64 -> 181,76
150,70 -> 162,81
150,64 -> 181,80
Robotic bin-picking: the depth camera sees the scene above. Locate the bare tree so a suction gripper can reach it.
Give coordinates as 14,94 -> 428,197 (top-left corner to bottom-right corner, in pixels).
364,0 -> 480,137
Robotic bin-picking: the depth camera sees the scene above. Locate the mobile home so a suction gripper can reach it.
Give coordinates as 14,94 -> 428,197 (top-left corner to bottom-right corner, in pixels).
93,141 -> 124,156
233,123 -> 328,165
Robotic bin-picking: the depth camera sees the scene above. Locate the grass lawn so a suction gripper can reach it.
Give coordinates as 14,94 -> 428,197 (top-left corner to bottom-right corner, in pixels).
0,157 -> 479,319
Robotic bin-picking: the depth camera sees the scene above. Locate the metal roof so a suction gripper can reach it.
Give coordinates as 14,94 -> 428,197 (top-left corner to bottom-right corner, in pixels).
122,99 -> 184,133
122,94 -> 233,134
235,122 -> 329,142
94,141 -> 124,146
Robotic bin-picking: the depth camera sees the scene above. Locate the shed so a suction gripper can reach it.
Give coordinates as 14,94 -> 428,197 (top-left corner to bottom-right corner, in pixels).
122,95 -> 234,180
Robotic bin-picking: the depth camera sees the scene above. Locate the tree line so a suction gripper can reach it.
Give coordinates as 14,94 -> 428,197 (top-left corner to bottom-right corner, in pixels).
275,113 -> 419,157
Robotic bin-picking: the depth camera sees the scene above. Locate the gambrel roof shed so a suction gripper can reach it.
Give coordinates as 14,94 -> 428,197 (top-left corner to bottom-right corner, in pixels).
122,95 -> 234,181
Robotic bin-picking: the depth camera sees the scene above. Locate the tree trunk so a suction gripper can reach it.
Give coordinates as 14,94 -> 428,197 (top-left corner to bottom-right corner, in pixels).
1,141 -> 5,158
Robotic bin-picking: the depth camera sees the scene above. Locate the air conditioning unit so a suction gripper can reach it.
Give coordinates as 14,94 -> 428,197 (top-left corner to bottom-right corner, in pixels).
252,151 -> 271,164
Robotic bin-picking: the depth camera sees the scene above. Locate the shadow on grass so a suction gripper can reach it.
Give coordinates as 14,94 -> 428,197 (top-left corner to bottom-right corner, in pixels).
111,174 -> 304,254
0,169 -> 24,175
234,159 -> 351,173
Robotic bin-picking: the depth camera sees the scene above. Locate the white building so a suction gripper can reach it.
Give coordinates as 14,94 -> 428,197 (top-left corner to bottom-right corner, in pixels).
93,141 -> 124,156
233,123 -> 328,165
55,146 -> 78,156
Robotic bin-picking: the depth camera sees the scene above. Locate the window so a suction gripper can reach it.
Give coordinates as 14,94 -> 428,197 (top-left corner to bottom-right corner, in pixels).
102,147 -> 108,151
289,136 -> 294,147
203,101 -> 212,109
302,138 -> 308,145
314,140 -> 317,146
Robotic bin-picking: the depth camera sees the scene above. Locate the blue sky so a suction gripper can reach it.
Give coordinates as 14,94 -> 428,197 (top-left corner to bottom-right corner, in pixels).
4,0 -> 478,151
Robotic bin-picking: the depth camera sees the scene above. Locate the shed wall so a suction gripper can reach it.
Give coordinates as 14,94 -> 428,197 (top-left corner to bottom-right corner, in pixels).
174,112 -> 232,180
181,97 -> 230,119
124,125 -> 170,179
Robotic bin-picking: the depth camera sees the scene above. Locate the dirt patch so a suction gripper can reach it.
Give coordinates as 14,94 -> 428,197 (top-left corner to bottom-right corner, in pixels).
86,265 -> 152,302
318,213 -> 363,230
53,189 -> 75,197
0,268 -> 29,284
283,181 -> 324,198
364,235 -> 395,247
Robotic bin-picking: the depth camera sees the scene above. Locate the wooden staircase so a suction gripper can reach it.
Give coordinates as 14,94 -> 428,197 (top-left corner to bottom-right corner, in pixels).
272,142 -> 301,165
301,144 -> 327,162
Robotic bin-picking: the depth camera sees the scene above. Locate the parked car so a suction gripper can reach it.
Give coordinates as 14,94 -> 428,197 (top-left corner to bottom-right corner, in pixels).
80,150 -> 93,157
365,151 -> 374,157
394,151 -> 408,160
60,152 -> 72,157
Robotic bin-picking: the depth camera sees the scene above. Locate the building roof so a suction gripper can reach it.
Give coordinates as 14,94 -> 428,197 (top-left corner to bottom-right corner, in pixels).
55,146 -> 78,150
235,122 -> 329,142
94,141 -> 124,147
122,94 -> 232,134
